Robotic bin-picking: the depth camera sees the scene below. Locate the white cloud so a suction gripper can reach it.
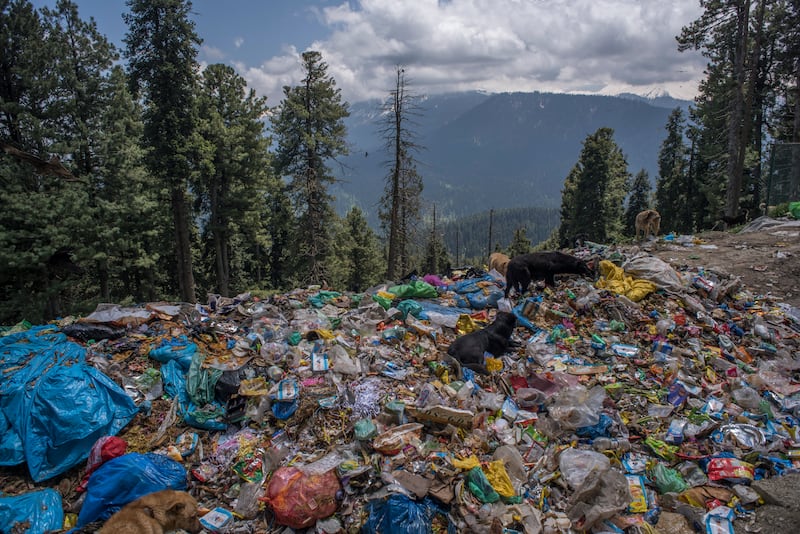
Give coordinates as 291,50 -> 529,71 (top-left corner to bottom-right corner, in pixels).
239,0 -> 706,104
234,37 -> 244,48
202,45 -> 226,61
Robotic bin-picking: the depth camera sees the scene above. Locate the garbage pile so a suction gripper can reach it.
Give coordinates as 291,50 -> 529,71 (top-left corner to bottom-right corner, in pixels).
2,240 -> 800,534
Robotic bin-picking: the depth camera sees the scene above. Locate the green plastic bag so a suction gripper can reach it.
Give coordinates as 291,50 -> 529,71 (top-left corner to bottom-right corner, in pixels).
388,280 -> 438,298
789,201 -> 800,220
186,353 -> 222,406
651,462 -> 688,494
396,299 -> 423,319
372,294 -> 393,310
466,466 -> 500,503
308,290 -> 341,308
354,419 -> 377,441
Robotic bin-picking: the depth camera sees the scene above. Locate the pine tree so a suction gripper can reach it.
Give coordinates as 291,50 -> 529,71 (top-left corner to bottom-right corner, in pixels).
271,51 -> 349,286
422,205 -> 449,276
625,170 -> 652,235
557,128 -> 630,245
0,0 -> 115,321
379,66 -> 423,280
124,0 -> 201,303
93,66 -> 165,303
655,108 -> 689,233
678,0 -> 768,221
507,227 -> 532,257
195,63 -> 272,296
335,207 -> 384,292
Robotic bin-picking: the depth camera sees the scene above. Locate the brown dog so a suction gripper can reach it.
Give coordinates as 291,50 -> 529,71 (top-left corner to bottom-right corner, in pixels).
98,490 -> 202,534
634,209 -> 661,241
489,252 -> 510,276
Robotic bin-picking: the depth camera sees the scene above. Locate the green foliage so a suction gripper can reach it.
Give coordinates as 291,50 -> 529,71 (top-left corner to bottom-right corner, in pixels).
328,207 -> 385,291
655,108 -> 691,234
557,128 -> 630,246
195,63 -> 273,296
124,0 -> 202,302
440,206 -> 559,264
423,229 -> 450,276
507,227 -> 532,257
625,170 -> 652,235
271,51 -> 349,286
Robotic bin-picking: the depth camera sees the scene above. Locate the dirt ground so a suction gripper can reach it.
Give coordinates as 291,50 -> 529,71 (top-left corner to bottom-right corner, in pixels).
642,216 -> 800,309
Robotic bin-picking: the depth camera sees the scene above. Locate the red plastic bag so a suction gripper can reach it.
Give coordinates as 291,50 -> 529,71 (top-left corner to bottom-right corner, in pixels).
264,466 -> 341,529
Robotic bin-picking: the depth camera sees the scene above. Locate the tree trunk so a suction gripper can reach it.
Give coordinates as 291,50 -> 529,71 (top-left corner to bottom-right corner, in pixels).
211,182 -> 229,296
97,260 -> 110,301
792,61 -> 800,200
171,187 -> 196,303
725,0 -> 751,219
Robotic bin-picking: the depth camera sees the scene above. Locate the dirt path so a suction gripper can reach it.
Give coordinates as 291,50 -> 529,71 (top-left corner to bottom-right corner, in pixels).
643,217 -> 800,309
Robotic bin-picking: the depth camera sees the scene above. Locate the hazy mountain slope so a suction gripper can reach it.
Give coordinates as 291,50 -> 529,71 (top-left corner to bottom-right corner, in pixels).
332,91 -> 688,224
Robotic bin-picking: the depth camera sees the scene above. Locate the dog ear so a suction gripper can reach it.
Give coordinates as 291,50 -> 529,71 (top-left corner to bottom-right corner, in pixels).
166,501 -> 187,516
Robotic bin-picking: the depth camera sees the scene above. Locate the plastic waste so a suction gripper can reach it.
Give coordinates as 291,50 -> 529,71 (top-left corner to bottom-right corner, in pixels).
76,452 -> 187,527
548,385 -> 606,429
264,466 -> 341,529
466,466 -> 500,503
361,494 -> 451,534
0,327 -> 138,481
0,489 -> 64,534
559,448 -> 610,489
592,437 -> 632,452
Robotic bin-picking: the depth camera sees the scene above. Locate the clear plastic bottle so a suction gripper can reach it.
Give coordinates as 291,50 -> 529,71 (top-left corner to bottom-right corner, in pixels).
592,437 -> 632,452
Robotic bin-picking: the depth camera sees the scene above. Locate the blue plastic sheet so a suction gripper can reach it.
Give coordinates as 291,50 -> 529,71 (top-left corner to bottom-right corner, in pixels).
448,275 -> 505,310
0,489 -> 64,534
0,326 -> 138,481
160,359 -> 227,431
415,301 -> 472,321
361,494 -> 454,534
149,335 -> 197,369
76,452 -> 187,527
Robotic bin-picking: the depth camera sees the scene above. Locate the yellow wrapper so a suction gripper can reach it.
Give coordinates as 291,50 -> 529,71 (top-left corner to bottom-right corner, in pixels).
452,454 -> 481,470
455,314 -> 479,335
485,357 -> 503,372
626,474 -> 648,513
484,460 -> 516,498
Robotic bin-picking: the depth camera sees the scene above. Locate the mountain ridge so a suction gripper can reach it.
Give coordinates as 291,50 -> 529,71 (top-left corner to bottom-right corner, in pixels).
332,90 -> 692,226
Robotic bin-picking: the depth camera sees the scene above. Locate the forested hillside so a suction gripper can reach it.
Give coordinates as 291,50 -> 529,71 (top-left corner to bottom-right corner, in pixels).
440,206 -> 560,264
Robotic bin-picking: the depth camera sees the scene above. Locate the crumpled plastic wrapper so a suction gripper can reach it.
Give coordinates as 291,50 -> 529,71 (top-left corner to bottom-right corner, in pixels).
341,378 -> 383,420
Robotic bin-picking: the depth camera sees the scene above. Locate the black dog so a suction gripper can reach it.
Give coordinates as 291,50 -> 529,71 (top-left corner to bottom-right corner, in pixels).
446,311 -> 517,375
504,251 -> 593,298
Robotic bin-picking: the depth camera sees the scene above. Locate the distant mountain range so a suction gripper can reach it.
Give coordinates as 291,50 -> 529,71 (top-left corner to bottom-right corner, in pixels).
331,90 -> 692,227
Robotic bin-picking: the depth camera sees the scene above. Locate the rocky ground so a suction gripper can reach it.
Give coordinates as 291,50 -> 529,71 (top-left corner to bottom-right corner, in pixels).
647,216 -> 800,309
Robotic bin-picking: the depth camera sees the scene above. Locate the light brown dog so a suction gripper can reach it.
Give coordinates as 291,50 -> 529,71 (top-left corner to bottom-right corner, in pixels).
489,252 -> 510,276
98,490 -> 202,534
634,209 -> 661,241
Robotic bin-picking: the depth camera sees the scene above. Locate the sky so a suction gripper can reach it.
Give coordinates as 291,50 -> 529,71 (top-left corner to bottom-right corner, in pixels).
32,0 -> 707,105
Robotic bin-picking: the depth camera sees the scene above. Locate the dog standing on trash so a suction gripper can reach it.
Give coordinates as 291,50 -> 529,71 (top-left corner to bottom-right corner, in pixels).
445,311 -> 517,376
634,209 -> 661,241
98,490 -> 202,534
489,252 -> 511,276
504,251 -> 593,298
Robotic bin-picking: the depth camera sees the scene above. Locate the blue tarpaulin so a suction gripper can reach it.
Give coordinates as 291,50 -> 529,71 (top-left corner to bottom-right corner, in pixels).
76,452 -> 187,527
0,488 -> 64,534
152,338 -> 227,431
0,326 -> 138,481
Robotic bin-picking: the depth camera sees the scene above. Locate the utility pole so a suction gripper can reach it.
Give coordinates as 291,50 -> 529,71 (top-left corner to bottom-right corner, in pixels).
488,208 -> 494,257
455,226 -> 460,266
